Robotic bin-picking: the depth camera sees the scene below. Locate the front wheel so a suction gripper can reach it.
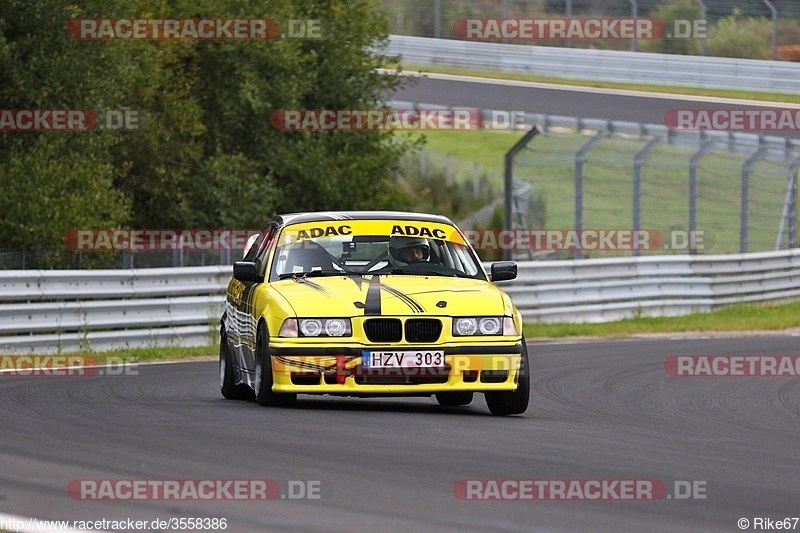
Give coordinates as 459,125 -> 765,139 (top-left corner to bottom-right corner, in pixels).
484,340 -> 530,416
220,330 -> 252,400
254,325 -> 296,407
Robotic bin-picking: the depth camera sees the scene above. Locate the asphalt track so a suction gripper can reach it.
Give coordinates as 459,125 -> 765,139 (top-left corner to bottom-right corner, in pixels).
393,74 -> 800,138
2,336 -> 800,532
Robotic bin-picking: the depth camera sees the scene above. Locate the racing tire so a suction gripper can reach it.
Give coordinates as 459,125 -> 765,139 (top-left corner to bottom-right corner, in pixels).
435,392 -> 474,406
254,325 -> 296,407
219,330 -> 252,400
484,339 -> 530,416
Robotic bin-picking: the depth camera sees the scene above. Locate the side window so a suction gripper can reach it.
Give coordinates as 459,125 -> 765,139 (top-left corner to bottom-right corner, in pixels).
243,235 -> 263,263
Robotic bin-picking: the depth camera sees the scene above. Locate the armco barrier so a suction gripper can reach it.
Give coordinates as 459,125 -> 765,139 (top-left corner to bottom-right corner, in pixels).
388,35 -> 800,94
0,266 -> 230,354
3,250 -> 800,353
497,249 -> 800,323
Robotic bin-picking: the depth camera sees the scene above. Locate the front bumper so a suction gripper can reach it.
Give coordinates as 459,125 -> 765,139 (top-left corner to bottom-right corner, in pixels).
269,342 -> 523,394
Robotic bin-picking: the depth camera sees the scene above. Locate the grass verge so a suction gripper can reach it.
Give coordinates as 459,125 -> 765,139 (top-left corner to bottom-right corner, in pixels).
410,128 -> 785,255
399,64 -> 800,104
0,345 -> 217,365
524,301 -> 800,339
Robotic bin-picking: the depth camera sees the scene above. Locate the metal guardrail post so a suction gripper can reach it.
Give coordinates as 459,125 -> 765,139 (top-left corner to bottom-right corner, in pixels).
777,158 -> 800,250
791,174 -> 799,250
503,126 -> 540,261
689,138 -> 717,254
791,163 -> 799,249
695,1 -> 707,56
633,137 -> 661,256
565,0 -> 573,48
741,138 -> 769,253
762,0 -> 778,61
628,0 -> 639,52
573,129 -> 609,259
433,0 -> 441,39
502,0 -> 509,43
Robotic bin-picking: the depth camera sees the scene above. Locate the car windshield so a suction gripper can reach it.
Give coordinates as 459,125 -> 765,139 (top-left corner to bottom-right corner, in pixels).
269,219 -> 485,282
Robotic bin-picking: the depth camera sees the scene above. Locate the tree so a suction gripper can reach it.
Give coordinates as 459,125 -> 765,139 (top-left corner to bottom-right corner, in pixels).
0,1 -> 133,252
0,0 -> 417,262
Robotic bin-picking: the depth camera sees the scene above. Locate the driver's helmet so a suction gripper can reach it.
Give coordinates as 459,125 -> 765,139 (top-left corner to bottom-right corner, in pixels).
388,236 -> 430,266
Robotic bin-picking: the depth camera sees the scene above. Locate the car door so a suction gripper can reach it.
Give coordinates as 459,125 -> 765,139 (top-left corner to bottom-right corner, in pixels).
236,223 -> 278,379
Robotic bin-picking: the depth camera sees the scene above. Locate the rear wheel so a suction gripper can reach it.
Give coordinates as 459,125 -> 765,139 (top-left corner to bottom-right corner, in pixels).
219,330 -> 251,400
254,325 -> 296,407
484,340 -> 530,416
435,391 -> 474,406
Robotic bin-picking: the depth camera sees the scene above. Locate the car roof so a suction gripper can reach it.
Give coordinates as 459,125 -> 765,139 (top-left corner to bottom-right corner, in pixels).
273,211 -> 456,227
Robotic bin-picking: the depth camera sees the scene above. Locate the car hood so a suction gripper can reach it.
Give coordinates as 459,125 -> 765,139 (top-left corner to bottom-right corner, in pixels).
271,274 -> 509,317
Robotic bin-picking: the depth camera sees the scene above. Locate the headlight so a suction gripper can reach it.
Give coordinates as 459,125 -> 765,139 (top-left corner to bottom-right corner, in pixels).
300,319 -> 323,337
279,318 -> 352,338
324,318 -> 348,337
454,317 -> 478,336
453,316 -> 513,336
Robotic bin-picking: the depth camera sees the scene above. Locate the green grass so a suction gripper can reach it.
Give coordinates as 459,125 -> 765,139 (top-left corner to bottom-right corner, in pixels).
411,129 -> 520,174
524,301 -> 800,339
411,128 -> 791,255
0,345 -> 216,364
399,64 -> 800,104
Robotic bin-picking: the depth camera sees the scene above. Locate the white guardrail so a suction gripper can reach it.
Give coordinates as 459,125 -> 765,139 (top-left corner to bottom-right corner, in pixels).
388,35 -> 800,94
0,266 -> 230,355
3,249 -> 800,354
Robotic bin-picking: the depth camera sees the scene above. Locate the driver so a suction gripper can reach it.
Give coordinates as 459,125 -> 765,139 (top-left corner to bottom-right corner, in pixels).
388,236 -> 431,266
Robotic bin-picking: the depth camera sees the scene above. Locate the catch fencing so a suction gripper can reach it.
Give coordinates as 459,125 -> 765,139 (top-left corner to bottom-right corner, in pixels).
502,114 -> 800,258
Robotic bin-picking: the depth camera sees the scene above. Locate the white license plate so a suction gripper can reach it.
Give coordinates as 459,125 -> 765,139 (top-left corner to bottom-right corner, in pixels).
362,350 -> 445,369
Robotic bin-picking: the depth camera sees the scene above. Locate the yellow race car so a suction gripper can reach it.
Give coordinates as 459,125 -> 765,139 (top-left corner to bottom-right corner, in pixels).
219,211 -> 529,416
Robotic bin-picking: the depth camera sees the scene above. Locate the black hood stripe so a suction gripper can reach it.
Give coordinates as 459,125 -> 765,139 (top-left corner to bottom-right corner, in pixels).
365,276 -> 382,316
294,278 -> 333,298
380,283 -> 425,313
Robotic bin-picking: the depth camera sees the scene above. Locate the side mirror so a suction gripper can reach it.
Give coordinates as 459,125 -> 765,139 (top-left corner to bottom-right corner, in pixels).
490,261 -> 517,282
243,233 -> 260,259
233,261 -> 262,283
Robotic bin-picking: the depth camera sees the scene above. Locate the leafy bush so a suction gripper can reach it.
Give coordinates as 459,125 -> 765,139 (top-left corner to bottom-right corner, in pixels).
707,13 -> 771,59
639,0 -> 702,55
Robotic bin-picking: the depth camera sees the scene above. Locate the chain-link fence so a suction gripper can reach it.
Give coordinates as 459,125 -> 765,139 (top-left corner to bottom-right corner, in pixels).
506,114 -> 799,258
